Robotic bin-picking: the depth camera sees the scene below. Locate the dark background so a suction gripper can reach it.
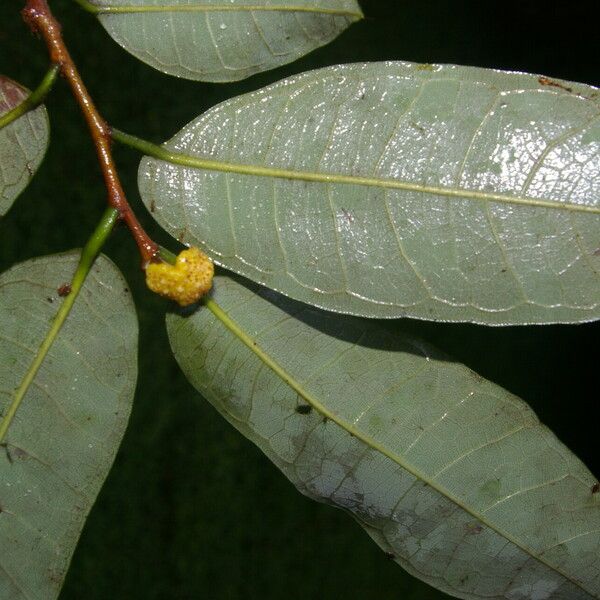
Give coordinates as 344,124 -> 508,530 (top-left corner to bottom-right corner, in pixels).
1,1 -> 598,598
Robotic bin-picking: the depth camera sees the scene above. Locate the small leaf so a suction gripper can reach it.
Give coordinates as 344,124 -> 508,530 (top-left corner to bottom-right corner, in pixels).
91,0 -> 362,82
0,252 -> 138,600
0,76 -> 50,216
168,275 -> 600,600
139,62 -> 600,325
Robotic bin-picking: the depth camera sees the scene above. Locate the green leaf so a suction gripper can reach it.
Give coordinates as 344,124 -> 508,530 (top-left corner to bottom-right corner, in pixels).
89,0 -> 362,82
139,62 -> 600,325
167,275 -> 600,600
0,252 -> 138,600
0,76 -> 50,217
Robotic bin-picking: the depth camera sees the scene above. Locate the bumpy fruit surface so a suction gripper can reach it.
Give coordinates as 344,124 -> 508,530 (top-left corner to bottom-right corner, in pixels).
146,247 -> 214,306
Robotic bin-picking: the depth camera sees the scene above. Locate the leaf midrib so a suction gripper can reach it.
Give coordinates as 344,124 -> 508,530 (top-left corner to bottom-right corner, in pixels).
149,144 -> 600,216
205,295 -> 596,598
92,3 -> 363,18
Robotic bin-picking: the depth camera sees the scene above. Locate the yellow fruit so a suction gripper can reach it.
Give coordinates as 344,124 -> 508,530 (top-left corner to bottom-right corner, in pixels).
145,247 -> 214,306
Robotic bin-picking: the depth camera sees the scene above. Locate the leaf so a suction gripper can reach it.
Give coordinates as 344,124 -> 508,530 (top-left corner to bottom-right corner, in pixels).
167,275 -> 600,600
0,76 -> 50,217
90,0 -> 362,82
138,62 -> 600,325
0,252 -> 138,600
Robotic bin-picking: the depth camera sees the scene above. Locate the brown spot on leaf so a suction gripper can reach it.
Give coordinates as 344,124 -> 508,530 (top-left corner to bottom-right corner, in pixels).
0,77 -> 27,110
47,567 -> 65,585
538,76 -> 572,93
150,199 -> 156,213
340,208 -> 354,224
57,283 -> 71,297
410,121 -> 426,135
592,483 -> 599,494
384,552 -> 395,560
295,404 -> 312,415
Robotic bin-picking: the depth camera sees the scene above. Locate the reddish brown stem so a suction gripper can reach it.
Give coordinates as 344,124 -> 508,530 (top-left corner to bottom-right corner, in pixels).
22,0 -> 158,264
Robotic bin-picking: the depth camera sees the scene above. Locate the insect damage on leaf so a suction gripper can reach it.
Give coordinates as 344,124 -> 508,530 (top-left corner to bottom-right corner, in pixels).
146,247 -> 214,307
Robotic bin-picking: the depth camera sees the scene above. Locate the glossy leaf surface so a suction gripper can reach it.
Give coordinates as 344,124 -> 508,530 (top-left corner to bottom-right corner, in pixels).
140,62 -> 600,324
0,253 -> 138,600
0,76 -> 49,216
91,0 -> 362,82
168,275 -> 600,599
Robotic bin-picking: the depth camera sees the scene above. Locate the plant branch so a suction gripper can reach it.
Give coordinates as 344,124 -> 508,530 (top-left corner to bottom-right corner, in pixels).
21,0 -> 158,264
0,65 -> 59,130
0,207 -> 119,443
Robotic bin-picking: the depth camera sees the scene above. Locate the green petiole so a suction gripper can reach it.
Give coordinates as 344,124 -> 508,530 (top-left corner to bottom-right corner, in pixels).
0,65 -> 59,131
